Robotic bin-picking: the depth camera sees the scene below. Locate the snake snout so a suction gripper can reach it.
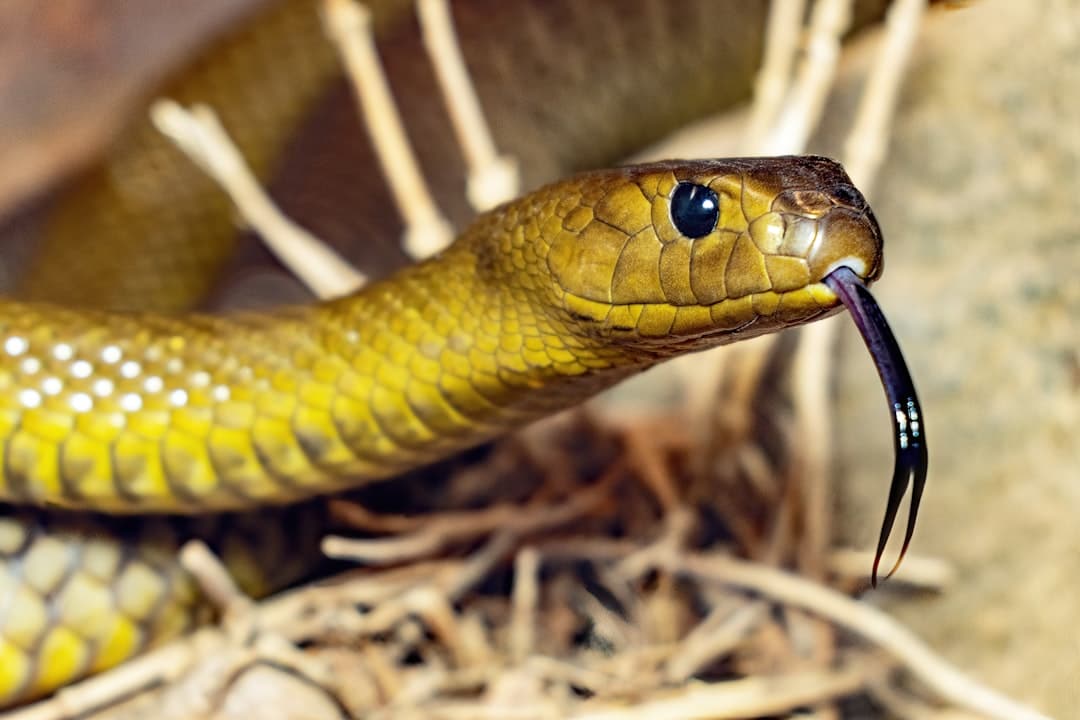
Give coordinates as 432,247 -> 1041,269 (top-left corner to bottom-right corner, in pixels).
808,203 -> 884,286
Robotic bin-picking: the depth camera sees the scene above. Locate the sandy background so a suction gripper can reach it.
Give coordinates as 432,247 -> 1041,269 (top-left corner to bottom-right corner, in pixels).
828,1 -> 1080,715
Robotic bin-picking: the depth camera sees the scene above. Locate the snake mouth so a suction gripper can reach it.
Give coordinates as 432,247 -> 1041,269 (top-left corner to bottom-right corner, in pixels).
824,266 -> 928,587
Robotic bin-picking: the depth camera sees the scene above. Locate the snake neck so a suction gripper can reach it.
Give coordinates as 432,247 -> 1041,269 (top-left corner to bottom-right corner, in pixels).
311,239 -> 644,472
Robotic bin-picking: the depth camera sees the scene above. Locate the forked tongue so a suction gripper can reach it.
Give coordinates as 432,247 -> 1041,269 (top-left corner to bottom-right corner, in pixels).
824,267 -> 928,587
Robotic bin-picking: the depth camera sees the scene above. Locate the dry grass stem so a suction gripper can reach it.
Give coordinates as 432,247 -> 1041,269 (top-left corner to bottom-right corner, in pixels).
791,314 -> 841,580
179,541 -> 250,617
663,601 -> 768,683
178,540 -> 259,648
320,0 -> 453,258
620,425 -> 682,512
828,549 -> 955,590
664,554 -> 1051,720
842,0 -> 930,191
868,677 -> 952,720
322,467 -> 618,564
572,664 -> 873,720
745,0 -> 809,150
765,0 -> 854,154
416,0 -> 519,210
509,547 -> 541,662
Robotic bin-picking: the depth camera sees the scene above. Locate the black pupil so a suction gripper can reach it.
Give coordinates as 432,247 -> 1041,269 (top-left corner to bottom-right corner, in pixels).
670,183 -> 719,238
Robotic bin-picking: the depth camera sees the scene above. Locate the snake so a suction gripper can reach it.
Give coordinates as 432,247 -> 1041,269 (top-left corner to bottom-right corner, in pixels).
0,0 -> 926,708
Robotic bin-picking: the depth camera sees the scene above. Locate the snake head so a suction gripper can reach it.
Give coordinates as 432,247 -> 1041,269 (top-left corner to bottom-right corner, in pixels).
477,156 -> 923,586
542,156 -> 883,355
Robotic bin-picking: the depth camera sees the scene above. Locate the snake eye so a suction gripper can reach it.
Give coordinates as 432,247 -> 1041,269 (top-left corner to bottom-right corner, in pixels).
670,182 -> 719,238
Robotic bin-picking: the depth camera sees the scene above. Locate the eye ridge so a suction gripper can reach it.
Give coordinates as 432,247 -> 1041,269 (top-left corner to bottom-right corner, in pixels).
670,182 -> 719,239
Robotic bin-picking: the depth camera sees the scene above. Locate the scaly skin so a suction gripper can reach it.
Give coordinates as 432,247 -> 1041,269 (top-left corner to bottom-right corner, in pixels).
0,156 -> 883,704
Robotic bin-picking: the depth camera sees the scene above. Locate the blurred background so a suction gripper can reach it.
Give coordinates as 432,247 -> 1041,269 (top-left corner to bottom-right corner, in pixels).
0,0 -> 1076,717
828,1 -> 1080,711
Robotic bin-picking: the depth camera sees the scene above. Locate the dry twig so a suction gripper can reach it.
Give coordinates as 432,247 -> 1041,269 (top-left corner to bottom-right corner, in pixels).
416,0 -> 519,210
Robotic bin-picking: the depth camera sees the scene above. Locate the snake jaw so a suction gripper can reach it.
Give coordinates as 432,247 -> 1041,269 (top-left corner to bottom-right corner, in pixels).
824,266 -> 928,587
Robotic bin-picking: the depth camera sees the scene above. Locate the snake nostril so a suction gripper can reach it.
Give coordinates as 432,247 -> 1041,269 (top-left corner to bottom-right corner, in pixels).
831,183 -> 866,210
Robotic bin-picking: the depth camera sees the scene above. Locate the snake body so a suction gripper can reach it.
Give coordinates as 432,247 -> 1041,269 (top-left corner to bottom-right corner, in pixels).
0,0 -> 897,707
0,156 -> 882,704
1,158 -> 880,512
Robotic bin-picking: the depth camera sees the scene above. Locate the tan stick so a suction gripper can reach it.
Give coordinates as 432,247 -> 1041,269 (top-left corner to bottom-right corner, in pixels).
572,664 -> 872,720
179,540 -> 253,621
828,548 -> 954,590
321,466 -> 616,564
762,0 -> 854,154
665,554 -> 1052,720
790,309 -> 837,581
508,546 -> 541,662
416,0 -> 519,211
843,0 -> 928,193
321,0 -> 453,259
663,601 -> 768,683
744,0 -> 808,151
